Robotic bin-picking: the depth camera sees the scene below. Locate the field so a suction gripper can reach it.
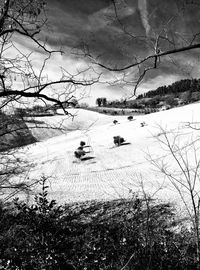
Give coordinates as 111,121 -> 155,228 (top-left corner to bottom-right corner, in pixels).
11,103 -> 199,207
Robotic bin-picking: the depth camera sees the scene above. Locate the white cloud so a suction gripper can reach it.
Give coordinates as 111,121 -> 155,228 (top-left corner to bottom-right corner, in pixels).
138,0 -> 151,36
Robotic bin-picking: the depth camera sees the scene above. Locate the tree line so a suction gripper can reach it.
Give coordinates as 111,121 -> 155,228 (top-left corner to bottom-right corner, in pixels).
95,78 -> 200,110
137,78 -> 200,99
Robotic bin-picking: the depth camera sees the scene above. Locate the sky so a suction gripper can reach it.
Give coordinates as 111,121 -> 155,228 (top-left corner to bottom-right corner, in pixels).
15,0 -> 200,105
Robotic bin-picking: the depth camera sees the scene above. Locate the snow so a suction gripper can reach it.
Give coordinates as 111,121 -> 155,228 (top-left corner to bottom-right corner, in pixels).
16,103 -> 200,207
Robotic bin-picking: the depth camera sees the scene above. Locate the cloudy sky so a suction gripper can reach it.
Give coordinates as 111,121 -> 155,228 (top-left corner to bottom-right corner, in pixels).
19,0 -> 200,104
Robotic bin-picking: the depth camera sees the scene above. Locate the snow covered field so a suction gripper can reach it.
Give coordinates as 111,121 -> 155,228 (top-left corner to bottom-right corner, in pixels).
18,104 -> 200,206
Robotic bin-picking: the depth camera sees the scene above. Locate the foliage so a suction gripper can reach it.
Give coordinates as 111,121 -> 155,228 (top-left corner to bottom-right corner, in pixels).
80,102 -> 89,108
103,78 -> 200,111
0,178 -> 199,269
113,136 -> 125,146
96,97 -> 107,107
0,177 -> 75,270
165,96 -> 179,107
137,78 -> 200,99
127,115 -> 133,121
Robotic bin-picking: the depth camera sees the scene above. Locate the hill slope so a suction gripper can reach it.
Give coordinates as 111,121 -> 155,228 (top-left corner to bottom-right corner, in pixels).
25,108 -> 119,141
15,103 -> 200,205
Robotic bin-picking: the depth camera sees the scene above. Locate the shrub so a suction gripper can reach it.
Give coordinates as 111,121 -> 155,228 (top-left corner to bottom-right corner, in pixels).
0,179 -> 198,270
80,102 -> 89,108
113,136 -> 125,146
80,141 -> 86,147
166,97 -> 178,107
111,111 -> 118,115
127,115 -> 133,121
0,177 -> 75,270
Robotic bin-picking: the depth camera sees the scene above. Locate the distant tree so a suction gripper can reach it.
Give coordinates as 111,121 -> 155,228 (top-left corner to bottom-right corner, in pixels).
112,111 -> 118,115
96,97 -> 107,107
96,98 -> 102,107
102,97 -> 107,106
14,108 -> 27,118
150,96 -> 161,107
70,98 -> 79,107
180,90 -> 192,104
191,92 -> 200,102
123,99 -> 127,106
80,102 -> 89,108
143,78 -> 200,101
32,105 -> 44,113
137,94 -> 144,99
165,96 -> 178,107
127,115 -> 133,121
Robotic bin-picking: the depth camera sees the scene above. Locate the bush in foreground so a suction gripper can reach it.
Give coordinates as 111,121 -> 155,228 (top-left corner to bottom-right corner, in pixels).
0,178 -> 198,269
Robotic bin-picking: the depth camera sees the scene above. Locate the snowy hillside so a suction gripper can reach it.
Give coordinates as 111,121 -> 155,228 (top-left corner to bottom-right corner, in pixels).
17,103 -> 200,206
25,108 -> 121,141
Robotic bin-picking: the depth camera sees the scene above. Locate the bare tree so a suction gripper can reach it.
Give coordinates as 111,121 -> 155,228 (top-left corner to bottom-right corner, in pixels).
148,125 -> 200,269
0,0 -> 101,199
0,0 -> 101,111
79,0 -> 200,97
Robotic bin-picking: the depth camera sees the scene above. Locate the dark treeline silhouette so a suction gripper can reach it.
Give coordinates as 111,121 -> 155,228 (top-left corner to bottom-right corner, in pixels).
137,78 -> 200,99
96,97 -> 107,107
96,78 -> 200,111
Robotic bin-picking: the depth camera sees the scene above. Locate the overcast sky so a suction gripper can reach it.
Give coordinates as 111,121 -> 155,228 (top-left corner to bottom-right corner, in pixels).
19,0 -> 200,104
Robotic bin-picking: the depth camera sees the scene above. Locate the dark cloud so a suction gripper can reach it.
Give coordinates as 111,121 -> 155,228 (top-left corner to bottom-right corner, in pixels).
45,1 -> 200,57
48,0 -> 111,16
44,1 -> 139,50
27,0 -> 200,101
43,0 -> 112,47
